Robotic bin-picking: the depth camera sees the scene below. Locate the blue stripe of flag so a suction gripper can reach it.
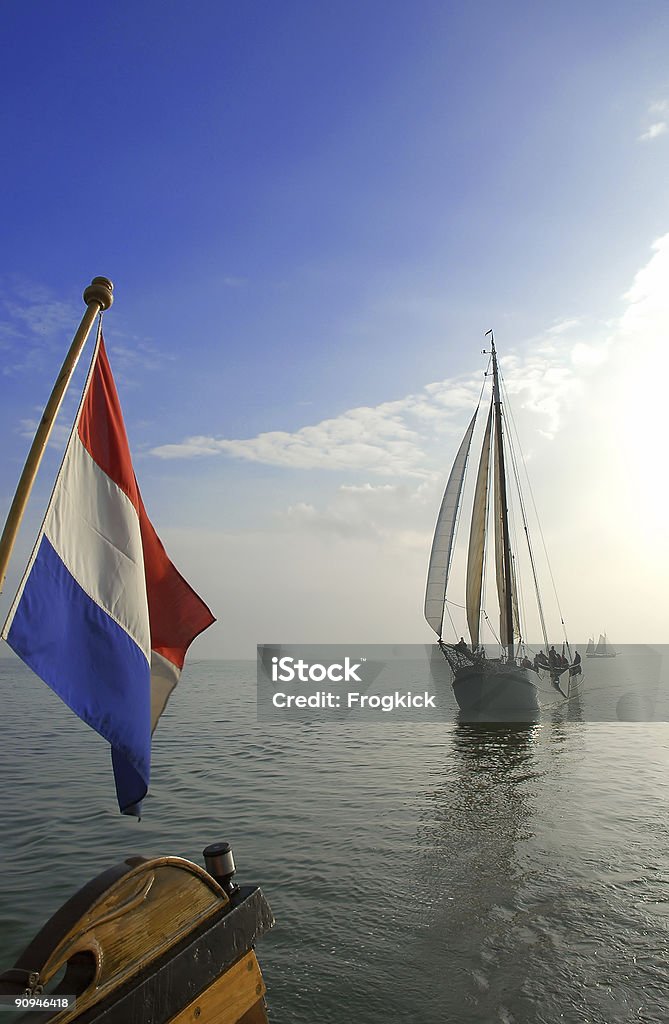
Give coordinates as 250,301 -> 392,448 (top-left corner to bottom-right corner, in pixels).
6,536 -> 151,814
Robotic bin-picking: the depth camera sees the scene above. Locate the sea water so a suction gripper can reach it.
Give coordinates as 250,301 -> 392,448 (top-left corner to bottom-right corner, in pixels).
0,658 -> 668,1023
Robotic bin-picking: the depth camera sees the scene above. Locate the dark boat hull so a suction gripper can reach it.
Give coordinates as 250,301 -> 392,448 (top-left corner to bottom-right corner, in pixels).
452,661 -> 540,716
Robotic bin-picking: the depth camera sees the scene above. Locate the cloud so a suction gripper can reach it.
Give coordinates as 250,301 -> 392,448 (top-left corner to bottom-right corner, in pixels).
339,482 -> 398,495
620,231 -> 669,327
281,500 -> 378,539
612,231 -> 669,527
18,416 -> 71,449
149,235 -> 669,486
0,278 -> 85,377
546,318 -> 581,336
1,280 -> 78,340
639,100 -> 669,141
639,122 -> 667,141
104,337 -> 174,390
278,480 -> 432,541
152,403 -> 432,476
150,338 -> 590,473
0,278 -> 168,387
570,342 -> 608,368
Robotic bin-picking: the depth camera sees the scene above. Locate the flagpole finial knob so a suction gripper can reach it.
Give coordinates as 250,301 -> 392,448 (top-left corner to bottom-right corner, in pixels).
83,276 -> 114,311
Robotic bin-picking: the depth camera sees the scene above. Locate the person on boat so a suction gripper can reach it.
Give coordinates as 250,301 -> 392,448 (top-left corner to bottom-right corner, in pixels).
455,636 -> 469,652
548,646 -> 558,668
521,655 -> 533,669
569,650 -> 582,677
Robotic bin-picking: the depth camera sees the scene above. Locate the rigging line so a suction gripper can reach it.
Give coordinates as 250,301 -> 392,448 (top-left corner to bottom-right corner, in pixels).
499,374 -> 553,649
510,401 -> 569,648
506,410 -> 540,650
444,600 -> 459,641
510,430 -> 550,649
504,444 -> 526,645
479,352 -> 494,397
482,609 -> 501,647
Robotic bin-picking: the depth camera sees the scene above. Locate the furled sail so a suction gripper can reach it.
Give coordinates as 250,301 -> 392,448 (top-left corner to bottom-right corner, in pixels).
424,410 -> 478,636
493,417 -> 520,645
465,401 -> 493,648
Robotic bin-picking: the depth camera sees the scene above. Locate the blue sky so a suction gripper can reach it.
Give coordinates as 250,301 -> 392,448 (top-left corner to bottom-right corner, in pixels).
1,1 -> 669,655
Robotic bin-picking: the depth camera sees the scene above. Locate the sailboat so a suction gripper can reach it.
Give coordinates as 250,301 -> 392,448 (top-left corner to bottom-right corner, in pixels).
586,633 -> 616,658
424,332 -> 571,714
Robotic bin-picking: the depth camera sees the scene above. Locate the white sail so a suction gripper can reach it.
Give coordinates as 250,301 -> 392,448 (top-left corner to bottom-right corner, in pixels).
424,410 -> 478,635
466,401 -> 493,648
595,633 -> 607,655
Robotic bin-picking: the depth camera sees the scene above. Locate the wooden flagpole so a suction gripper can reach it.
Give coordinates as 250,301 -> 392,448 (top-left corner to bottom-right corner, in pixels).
0,275 -> 114,594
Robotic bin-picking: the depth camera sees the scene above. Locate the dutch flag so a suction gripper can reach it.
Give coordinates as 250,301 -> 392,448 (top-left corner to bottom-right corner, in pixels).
2,333 -> 215,815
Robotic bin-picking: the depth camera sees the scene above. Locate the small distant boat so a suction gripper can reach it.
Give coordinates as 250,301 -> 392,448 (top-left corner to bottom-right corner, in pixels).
424,332 -> 576,715
586,633 -> 616,658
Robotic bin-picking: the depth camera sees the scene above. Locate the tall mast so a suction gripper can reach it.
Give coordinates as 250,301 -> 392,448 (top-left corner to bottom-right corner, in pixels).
0,277 -> 114,594
487,331 -> 515,662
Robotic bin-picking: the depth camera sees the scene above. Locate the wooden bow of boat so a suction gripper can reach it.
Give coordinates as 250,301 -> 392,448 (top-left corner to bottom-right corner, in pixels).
0,845 -> 274,1024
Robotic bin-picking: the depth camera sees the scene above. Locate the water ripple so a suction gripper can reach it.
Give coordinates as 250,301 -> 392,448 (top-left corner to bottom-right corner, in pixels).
1,662 -> 668,1023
